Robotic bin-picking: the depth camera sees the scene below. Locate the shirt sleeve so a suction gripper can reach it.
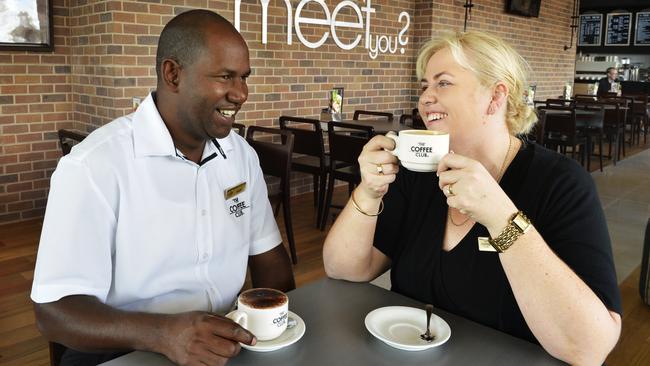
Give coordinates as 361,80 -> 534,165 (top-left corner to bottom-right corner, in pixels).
246,148 -> 282,256
30,157 -> 116,304
535,157 -> 622,314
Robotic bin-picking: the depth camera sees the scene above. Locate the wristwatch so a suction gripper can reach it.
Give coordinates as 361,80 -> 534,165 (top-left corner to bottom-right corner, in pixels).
488,211 -> 532,253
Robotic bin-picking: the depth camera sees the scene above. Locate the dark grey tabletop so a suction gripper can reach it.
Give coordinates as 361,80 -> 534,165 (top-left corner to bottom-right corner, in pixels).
101,278 -> 564,366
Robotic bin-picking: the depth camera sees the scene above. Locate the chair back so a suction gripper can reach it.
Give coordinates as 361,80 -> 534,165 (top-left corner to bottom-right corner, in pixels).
232,123 -> 246,137
353,110 -> 394,121
528,108 -> 546,145
546,98 -> 575,108
538,105 -> 578,138
279,116 -> 325,161
398,109 -> 425,130
57,129 -> 88,156
327,122 -> 373,166
246,126 -> 294,181
599,98 -> 627,129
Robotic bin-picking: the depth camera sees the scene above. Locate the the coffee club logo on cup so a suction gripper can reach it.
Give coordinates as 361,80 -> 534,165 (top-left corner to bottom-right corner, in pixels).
273,311 -> 288,327
234,0 -> 410,59
411,142 -> 432,157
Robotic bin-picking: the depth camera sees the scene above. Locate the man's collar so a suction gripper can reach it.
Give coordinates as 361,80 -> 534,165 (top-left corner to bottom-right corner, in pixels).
133,92 -> 234,158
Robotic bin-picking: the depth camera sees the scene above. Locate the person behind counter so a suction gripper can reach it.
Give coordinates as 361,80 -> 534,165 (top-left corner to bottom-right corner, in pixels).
597,67 -> 619,96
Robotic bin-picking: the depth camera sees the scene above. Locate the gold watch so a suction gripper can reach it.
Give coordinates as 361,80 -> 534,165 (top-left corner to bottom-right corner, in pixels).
488,211 -> 532,253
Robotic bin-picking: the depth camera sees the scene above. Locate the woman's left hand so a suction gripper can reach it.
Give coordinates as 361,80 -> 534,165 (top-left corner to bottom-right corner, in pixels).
436,152 -> 518,233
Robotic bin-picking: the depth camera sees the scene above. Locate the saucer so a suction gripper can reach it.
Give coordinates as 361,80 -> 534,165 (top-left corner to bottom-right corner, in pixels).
365,306 -> 451,351
226,310 -> 306,352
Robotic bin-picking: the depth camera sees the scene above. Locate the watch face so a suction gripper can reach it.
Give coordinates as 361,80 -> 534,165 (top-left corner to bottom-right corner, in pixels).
513,213 -> 531,233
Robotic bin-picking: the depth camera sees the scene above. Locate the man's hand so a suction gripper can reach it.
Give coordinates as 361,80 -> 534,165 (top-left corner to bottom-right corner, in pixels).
162,311 -> 256,366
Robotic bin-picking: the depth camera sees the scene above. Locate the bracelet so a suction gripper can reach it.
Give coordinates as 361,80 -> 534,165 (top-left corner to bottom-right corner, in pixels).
350,190 -> 384,217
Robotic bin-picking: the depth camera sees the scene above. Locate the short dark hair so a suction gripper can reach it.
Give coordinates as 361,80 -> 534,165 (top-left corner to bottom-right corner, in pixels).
606,67 -> 617,74
155,9 -> 235,81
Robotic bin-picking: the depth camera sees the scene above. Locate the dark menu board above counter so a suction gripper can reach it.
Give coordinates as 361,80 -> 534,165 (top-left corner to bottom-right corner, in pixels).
635,12 -> 650,46
605,12 -> 632,46
579,14 -> 603,46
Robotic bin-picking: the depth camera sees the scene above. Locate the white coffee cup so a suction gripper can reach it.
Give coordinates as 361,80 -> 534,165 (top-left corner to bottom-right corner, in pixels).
227,288 -> 289,341
386,130 -> 449,172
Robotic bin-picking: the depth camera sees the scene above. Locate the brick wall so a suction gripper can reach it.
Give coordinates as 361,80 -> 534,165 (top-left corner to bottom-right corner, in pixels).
0,0 -> 575,224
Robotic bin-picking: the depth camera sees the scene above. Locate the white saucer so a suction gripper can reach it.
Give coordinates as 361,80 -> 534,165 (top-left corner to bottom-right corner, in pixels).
365,306 -> 451,351
226,310 -> 306,352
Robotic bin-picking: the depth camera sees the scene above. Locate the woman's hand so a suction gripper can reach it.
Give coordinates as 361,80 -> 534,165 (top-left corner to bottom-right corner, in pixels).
436,152 -> 517,233
356,134 -> 400,200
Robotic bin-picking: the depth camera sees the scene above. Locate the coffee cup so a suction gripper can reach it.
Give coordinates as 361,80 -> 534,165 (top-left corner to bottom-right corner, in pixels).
227,288 -> 289,341
386,130 -> 449,172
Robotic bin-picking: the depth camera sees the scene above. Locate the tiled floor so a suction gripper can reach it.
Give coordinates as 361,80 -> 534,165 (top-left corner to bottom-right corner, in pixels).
593,148 -> 650,283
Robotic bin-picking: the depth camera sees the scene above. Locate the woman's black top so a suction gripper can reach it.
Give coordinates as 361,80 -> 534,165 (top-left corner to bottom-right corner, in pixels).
373,142 -> 622,343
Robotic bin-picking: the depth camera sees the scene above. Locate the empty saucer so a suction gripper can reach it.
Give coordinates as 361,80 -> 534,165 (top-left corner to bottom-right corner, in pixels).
365,306 -> 451,351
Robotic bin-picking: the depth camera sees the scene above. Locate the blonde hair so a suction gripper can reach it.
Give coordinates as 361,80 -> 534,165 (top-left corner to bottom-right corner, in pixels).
416,31 -> 537,135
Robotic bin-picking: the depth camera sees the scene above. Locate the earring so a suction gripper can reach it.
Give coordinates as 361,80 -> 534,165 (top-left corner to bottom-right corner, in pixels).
487,102 -> 496,115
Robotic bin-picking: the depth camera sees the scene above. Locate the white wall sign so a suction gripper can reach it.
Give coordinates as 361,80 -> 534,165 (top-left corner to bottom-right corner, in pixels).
234,0 -> 410,59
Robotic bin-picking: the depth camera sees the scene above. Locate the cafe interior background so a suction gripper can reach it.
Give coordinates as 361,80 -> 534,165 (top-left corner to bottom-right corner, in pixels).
1,0 -> 650,365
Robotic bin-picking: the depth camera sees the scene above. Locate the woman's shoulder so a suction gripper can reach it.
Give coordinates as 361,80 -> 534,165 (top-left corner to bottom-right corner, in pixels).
526,142 -> 592,187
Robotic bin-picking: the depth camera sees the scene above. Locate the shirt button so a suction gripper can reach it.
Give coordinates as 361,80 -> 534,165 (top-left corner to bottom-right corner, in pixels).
202,253 -> 209,260
201,209 -> 207,216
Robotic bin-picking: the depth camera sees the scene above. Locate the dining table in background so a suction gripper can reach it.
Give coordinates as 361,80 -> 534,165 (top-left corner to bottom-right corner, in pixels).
100,278 -> 565,366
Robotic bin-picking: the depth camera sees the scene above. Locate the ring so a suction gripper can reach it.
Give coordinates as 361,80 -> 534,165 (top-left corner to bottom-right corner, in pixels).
376,164 -> 384,175
447,184 -> 455,196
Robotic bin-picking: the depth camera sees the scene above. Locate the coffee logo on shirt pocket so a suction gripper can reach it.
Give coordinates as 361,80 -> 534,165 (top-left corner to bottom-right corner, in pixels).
229,197 -> 249,218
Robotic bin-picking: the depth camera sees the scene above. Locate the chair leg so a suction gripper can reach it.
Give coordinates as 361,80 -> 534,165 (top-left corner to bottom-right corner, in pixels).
320,173 -> 335,231
312,175 -> 318,207
282,191 -> 297,264
598,134 -> 603,172
316,172 -> 327,229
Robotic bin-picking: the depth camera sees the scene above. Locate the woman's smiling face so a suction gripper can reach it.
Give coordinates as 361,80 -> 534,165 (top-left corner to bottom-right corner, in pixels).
418,47 -> 492,142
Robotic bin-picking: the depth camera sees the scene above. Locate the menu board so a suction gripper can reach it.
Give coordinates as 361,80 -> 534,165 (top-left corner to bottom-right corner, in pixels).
605,12 -> 631,46
578,14 -> 602,46
635,12 -> 650,46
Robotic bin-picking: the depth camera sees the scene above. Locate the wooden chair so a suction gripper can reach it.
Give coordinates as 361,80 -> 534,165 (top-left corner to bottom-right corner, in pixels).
627,94 -> 649,145
245,126 -> 298,264
539,105 -> 588,167
640,218 -> 650,305
279,116 -> 328,228
574,100 -> 605,172
527,108 -> 546,145
57,129 -> 88,156
49,342 -> 66,366
353,110 -> 394,121
321,122 -> 373,230
399,108 -> 425,130
600,98 -> 628,164
232,122 -> 246,137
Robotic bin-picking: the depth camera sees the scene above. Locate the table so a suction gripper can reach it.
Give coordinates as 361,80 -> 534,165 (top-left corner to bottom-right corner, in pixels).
101,279 -> 564,366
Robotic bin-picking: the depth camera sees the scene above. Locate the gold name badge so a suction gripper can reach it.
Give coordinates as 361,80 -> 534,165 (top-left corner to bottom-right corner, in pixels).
224,182 -> 247,200
478,237 -> 497,252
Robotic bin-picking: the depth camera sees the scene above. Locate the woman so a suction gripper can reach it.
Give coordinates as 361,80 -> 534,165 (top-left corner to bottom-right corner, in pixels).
323,31 -> 621,365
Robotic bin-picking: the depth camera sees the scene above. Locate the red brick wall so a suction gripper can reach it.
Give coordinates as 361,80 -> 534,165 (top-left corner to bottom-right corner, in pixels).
0,0 -> 575,224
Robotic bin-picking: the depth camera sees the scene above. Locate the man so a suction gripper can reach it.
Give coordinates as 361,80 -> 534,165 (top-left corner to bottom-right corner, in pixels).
597,67 -> 619,96
31,9 -> 295,366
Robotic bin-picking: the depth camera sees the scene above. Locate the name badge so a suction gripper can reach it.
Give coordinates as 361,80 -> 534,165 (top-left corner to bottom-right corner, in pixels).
225,182 -> 246,200
478,237 -> 497,252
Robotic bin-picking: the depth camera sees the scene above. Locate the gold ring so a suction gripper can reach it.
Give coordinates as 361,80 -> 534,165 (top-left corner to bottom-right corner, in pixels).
447,184 -> 454,196
376,164 -> 384,175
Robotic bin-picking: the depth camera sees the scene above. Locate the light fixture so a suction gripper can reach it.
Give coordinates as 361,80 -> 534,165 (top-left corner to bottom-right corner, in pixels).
463,0 -> 474,32
564,0 -> 579,50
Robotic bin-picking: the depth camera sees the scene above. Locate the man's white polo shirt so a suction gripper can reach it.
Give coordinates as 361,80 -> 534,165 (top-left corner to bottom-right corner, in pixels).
31,93 -> 282,314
